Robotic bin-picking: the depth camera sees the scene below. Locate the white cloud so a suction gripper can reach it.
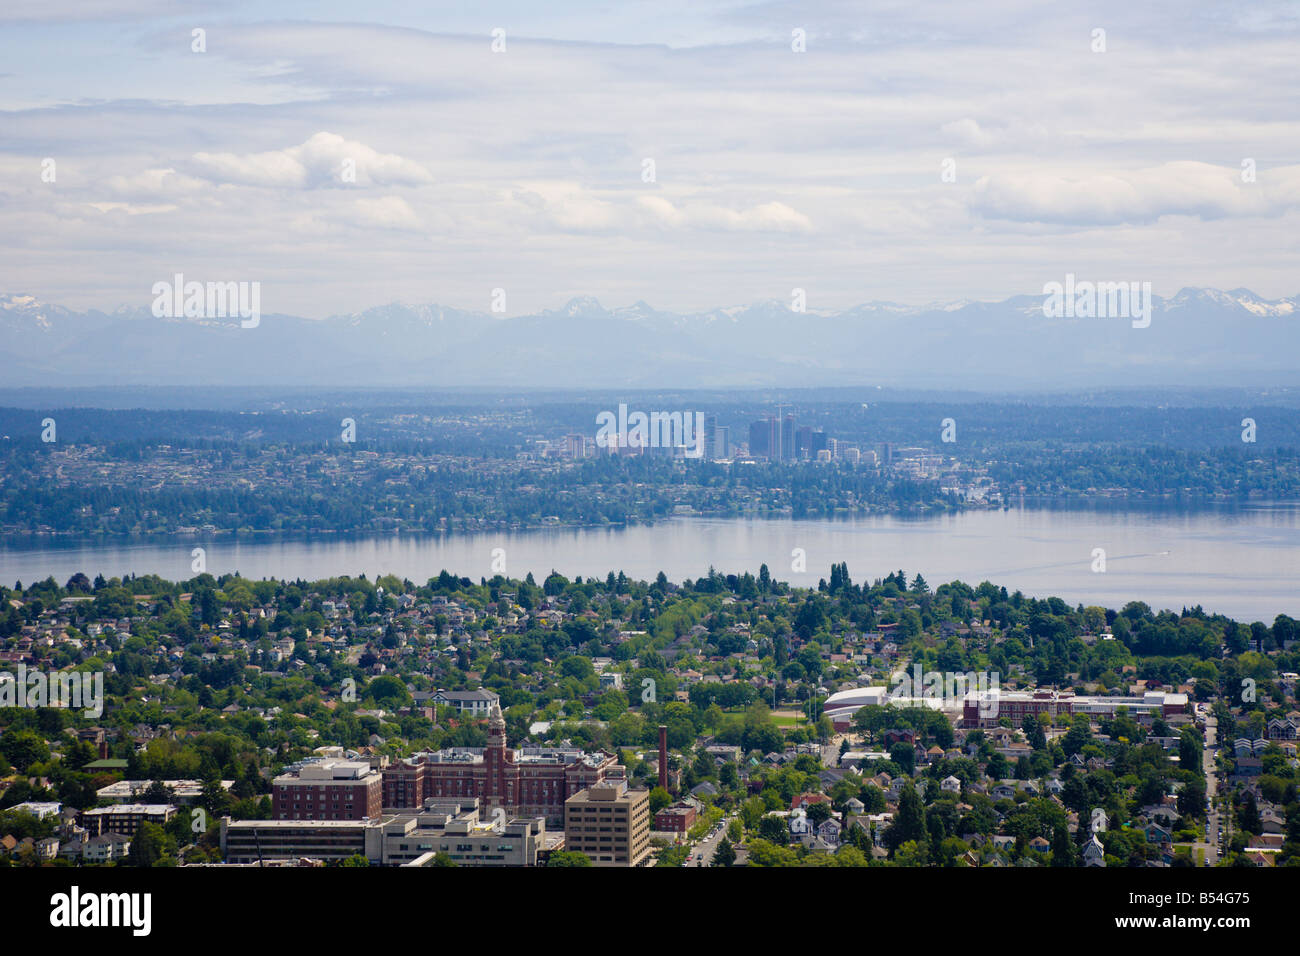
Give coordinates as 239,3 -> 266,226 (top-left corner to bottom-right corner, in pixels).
85,201 -> 178,215
941,118 -> 995,149
104,167 -> 209,198
1,5 -> 1299,313
347,195 -> 422,230
968,162 -> 1292,225
191,132 -> 432,189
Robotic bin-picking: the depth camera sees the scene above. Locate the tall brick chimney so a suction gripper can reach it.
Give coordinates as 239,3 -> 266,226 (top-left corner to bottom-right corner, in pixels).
658,724 -> 668,792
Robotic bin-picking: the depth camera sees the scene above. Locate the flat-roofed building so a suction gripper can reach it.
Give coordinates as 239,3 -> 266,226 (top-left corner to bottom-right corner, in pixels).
564,770 -> 651,867
380,798 -> 545,866
9,801 -> 62,820
273,759 -> 382,821
962,689 -> 1191,728
97,779 -> 234,805
81,803 -> 177,837
653,799 -> 699,834
221,798 -> 545,866
221,817 -> 381,864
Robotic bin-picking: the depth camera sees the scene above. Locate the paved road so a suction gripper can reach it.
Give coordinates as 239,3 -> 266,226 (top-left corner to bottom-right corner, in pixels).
822,734 -> 847,768
688,813 -> 735,867
1201,711 -> 1220,865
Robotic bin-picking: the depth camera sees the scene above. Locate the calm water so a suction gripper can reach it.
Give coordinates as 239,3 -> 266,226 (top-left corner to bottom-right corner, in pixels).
2,507 -> 1297,622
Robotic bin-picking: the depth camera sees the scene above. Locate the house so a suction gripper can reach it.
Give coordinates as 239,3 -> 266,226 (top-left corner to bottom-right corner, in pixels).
1233,757 -> 1263,778
1141,805 -> 1179,828
428,688 -> 500,717
790,792 -> 831,812
940,775 -> 962,794
1142,823 -> 1173,845
1259,807 -> 1286,835
71,832 -> 132,863
1082,834 -> 1106,867
816,818 -> 842,846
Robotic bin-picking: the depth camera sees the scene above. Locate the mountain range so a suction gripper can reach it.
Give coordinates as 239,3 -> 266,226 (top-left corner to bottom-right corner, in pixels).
2,288 -> 1296,390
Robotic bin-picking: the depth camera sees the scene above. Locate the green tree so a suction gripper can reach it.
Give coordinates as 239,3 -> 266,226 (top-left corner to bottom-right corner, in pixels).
648,786 -> 672,814
548,850 -> 592,867
886,783 -> 927,853
128,822 -> 170,867
711,837 -> 736,867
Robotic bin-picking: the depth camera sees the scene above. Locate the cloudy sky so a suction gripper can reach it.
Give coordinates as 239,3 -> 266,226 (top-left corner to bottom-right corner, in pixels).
2,1 -> 1298,317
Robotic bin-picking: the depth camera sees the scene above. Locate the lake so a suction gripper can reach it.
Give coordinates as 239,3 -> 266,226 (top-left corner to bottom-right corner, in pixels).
2,505 -> 1297,622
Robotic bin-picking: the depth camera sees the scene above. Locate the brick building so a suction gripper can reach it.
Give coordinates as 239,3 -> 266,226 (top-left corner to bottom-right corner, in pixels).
961,689 -> 1190,728
273,759 -> 383,821
653,799 -> 700,834
382,702 -> 616,823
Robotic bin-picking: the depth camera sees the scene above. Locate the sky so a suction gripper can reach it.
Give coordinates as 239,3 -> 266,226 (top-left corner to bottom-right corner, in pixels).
2,0 -> 1299,317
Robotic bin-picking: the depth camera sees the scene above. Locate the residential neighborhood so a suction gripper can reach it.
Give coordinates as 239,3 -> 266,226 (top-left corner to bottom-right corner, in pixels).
2,564 -> 1297,870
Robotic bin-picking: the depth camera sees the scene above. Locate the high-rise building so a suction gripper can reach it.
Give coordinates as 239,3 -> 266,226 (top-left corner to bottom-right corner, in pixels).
781,414 -> 795,461
795,425 -> 813,459
563,770 -> 651,867
809,429 -> 829,458
749,418 -> 775,458
703,416 -> 730,460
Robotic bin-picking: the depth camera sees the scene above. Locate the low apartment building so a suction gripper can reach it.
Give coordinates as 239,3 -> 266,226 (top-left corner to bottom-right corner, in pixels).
80,803 -> 177,837
97,779 -> 234,805
653,800 -> 699,834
